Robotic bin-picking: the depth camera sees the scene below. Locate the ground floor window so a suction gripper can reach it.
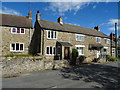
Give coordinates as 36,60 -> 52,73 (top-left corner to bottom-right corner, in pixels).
75,45 -> 85,55
10,43 -> 24,52
46,46 -> 56,55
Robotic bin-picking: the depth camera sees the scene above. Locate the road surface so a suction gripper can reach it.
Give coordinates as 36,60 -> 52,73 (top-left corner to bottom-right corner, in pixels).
2,61 -> 120,88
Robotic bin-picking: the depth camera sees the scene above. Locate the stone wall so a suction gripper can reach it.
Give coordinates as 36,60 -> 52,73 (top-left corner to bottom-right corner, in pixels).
2,57 -> 69,78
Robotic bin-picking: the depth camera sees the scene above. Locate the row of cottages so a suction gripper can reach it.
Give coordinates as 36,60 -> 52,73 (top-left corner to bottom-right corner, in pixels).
0,11 -> 33,56
0,11 -> 116,61
29,11 -> 112,61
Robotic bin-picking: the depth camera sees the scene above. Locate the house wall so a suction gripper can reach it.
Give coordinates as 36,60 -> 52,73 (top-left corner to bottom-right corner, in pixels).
42,29 -> 110,61
1,26 -> 33,56
29,21 -> 41,55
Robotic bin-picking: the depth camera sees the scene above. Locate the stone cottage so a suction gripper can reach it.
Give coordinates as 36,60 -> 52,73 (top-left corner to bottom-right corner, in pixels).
30,11 -> 111,62
0,11 -> 33,56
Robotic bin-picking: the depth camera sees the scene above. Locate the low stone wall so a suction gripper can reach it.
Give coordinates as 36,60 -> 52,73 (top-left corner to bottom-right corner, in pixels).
1,57 -> 69,78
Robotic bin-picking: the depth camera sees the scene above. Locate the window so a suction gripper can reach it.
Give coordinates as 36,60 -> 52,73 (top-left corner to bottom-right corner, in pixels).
10,43 -> 24,52
17,28 -> 20,33
76,34 -> 85,41
47,30 -> 57,39
11,28 -> 25,34
112,49 -> 115,53
46,46 -> 56,55
96,37 -> 101,43
21,28 -> 25,33
104,38 -> 110,44
75,45 -> 85,55
12,28 -> 16,33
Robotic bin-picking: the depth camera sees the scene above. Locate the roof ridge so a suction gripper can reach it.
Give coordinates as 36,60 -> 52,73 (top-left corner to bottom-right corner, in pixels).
0,13 -> 27,18
40,19 -> 95,31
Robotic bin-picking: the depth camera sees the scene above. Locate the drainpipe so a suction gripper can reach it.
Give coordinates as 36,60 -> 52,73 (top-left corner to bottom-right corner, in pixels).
115,23 -> 118,58
110,33 -> 113,56
42,28 -> 44,55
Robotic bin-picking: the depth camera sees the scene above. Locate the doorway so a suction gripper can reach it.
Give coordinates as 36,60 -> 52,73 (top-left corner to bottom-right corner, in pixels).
64,47 -> 70,59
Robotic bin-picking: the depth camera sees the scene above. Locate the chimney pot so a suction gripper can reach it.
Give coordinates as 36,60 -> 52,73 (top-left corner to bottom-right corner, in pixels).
27,10 -> 32,19
94,26 -> 100,31
36,11 -> 41,21
58,17 -> 63,24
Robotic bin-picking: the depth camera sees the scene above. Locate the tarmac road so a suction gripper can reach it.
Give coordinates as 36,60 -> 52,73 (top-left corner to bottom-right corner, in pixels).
2,61 -> 120,89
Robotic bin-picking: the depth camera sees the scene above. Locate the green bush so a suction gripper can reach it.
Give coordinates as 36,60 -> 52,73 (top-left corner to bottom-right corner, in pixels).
79,55 -> 87,63
106,55 -> 118,61
4,54 -> 33,57
70,48 -> 78,66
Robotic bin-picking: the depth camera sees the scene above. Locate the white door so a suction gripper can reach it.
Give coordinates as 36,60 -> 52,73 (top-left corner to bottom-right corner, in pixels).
97,50 -> 100,58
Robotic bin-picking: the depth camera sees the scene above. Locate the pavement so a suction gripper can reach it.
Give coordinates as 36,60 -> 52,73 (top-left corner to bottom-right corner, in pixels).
2,61 -> 120,89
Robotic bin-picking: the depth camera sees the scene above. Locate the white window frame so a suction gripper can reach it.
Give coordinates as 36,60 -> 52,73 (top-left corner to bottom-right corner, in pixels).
107,39 -> 110,44
96,37 -> 101,43
104,38 -> 110,44
11,28 -> 25,34
47,30 -> 57,40
112,48 -> 115,53
46,46 -> 56,56
103,47 -> 108,54
10,43 -> 24,52
75,45 -> 85,55
76,34 -> 85,42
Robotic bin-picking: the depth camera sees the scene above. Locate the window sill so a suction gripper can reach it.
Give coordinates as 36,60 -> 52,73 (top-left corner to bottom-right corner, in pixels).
47,38 -> 57,40
10,50 -> 24,52
46,54 -> 56,56
11,33 -> 25,34
96,42 -> 101,43
76,40 -> 84,42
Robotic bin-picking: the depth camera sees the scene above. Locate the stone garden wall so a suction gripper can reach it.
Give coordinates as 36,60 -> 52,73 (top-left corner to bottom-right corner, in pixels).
1,57 -> 69,78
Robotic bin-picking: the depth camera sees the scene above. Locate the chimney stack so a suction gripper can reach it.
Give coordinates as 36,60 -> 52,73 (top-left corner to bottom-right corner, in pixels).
27,10 -> 32,19
36,11 -> 41,21
58,17 -> 63,24
94,26 -> 100,31
110,33 -> 116,41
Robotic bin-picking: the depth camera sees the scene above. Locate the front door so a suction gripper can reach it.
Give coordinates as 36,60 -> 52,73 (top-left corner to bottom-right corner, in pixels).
64,47 -> 70,59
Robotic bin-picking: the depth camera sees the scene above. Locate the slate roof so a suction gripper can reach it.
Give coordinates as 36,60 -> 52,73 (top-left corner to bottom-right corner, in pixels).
0,14 -> 32,28
38,20 -> 109,38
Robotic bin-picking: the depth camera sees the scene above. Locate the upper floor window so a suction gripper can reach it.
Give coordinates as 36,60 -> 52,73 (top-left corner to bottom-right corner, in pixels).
10,43 -> 24,52
96,37 -> 101,43
11,28 -> 25,34
104,38 -> 110,44
47,30 -> 57,39
76,34 -> 85,41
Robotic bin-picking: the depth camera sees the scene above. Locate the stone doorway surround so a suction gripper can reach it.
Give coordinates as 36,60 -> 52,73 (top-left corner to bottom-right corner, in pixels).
56,41 -> 72,60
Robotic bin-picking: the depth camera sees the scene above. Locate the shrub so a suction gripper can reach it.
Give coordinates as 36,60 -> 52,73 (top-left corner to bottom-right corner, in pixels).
78,55 -> 87,63
106,55 -> 118,62
4,54 -> 33,57
70,48 -> 78,66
